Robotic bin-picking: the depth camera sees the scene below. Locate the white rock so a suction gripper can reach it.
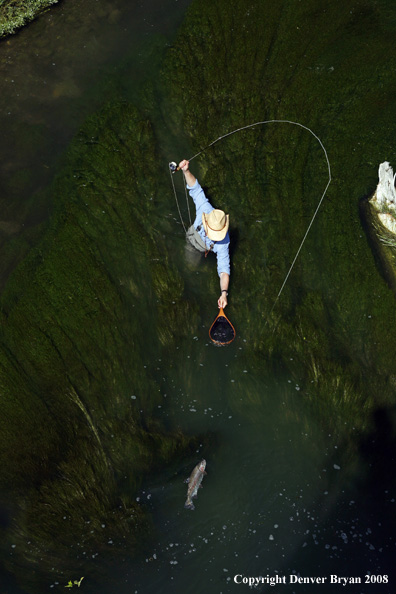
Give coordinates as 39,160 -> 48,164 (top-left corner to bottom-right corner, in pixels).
378,213 -> 396,235
371,161 -> 396,211
370,162 -> 396,235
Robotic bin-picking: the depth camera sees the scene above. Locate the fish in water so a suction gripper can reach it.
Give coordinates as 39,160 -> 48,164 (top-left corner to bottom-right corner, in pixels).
184,459 -> 207,510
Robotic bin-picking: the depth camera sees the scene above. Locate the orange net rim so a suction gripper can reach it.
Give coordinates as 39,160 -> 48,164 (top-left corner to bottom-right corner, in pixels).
208,307 -> 236,345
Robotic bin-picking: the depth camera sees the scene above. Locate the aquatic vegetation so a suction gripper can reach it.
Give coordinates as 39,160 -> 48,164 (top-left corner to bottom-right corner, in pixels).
0,101 -> 202,590
0,0 -> 59,38
162,0 -> 396,435
3,0 -> 396,590
65,577 -> 84,588
378,233 -> 396,248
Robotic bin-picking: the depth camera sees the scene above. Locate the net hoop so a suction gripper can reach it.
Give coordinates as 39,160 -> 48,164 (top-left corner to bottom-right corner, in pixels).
209,307 -> 236,346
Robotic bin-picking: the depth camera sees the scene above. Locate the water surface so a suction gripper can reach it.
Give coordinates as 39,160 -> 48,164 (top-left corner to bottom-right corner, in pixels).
1,1 -> 396,593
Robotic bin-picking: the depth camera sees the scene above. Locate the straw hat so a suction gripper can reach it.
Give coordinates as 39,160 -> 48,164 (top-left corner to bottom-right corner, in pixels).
202,209 -> 229,241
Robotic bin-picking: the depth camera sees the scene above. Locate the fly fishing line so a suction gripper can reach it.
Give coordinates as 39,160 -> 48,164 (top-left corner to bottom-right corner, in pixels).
169,119 -> 331,317
169,166 -> 187,233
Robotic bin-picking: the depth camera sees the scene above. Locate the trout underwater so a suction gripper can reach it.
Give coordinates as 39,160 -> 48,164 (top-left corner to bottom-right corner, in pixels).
184,459 -> 207,510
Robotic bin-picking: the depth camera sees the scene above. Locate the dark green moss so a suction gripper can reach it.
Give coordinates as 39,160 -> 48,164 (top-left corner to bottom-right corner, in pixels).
162,0 -> 396,435
3,0 -> 396,588
0,101 -> 202,590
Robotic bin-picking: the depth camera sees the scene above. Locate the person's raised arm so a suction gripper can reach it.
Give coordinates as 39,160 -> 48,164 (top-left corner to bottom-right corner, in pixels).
179,160 -> 196,187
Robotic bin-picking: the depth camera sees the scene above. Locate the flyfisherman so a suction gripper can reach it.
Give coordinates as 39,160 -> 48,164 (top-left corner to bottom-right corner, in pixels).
178,159 -> 230,309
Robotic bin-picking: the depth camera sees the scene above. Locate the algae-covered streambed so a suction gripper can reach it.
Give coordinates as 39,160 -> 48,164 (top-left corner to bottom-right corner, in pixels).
1,0 -> 396,593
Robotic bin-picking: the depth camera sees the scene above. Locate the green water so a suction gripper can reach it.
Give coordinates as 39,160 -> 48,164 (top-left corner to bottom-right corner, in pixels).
1,0 -> 396,593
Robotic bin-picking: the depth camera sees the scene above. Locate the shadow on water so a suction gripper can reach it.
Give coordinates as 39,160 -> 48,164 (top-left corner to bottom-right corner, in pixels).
358,406 -> 396,494
274,404 -> 396,593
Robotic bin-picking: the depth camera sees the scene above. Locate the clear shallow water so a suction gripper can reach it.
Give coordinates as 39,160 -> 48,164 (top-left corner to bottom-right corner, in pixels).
1,1 -> 396,593
0,0 -> 192,279
120,335 -> 391,594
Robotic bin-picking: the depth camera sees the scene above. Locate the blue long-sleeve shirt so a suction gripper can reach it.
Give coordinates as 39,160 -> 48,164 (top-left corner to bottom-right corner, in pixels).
187,179 -> 230,277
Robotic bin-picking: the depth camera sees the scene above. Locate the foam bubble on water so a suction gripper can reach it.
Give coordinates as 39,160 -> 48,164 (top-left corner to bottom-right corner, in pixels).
367,542 -> 375,550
